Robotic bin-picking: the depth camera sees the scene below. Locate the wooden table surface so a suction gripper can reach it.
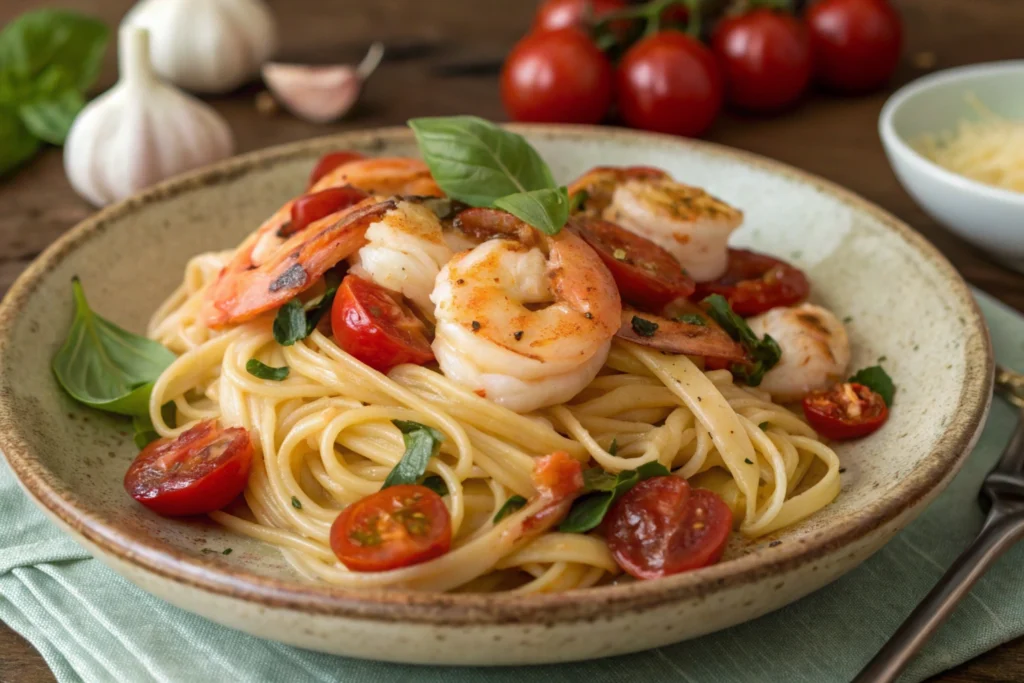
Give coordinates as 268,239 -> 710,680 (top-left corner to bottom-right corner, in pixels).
2,0 -> 1024,680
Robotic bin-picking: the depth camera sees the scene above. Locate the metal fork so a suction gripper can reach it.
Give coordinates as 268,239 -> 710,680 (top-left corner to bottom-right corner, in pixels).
853,366 -> 1024,682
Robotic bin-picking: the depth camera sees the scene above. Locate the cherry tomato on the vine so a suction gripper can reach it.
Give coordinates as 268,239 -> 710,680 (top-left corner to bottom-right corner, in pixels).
124,420 -> 253,517
711,10 -> 813,112
533,0 -> 631,38
803,382 -> 889,440
331,274 -> 434,374
330,484 -> 452,572
502,28 -> 614,124
806,0 -> 903,93
616,30 -> 723,137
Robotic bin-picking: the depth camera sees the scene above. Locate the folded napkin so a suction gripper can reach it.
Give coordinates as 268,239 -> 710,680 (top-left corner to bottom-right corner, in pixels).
3,290 -> 1024,683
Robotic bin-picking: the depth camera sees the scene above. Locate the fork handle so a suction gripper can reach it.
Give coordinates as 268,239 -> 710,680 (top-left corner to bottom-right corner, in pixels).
853,513 -> 1024,683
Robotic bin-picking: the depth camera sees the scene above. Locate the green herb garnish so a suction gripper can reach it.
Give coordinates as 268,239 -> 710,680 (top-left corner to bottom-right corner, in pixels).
291,496 -> 302,509
675,313 -> 707,326
245,359 -> 289,381
408,116 -> 570,235
631,316 -> 659,337
272,272 -> 342,346
702,294 -> 781,387
559,462 -> 670,534
493,495 -> 528,523
382,421 -> 446,488
849,365 -> 895,407
420,474 -> 448,497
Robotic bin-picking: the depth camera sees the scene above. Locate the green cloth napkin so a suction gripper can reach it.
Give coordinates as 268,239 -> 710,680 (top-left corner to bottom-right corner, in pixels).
2,290 -> 1023,683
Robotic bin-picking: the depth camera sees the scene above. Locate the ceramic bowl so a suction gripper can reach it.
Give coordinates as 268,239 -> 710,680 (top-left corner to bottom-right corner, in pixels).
879,61 -> 1024,273
0,125 -> 992,665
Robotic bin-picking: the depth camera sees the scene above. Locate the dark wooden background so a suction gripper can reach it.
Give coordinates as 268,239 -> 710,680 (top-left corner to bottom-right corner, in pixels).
1,0 -> 1023,681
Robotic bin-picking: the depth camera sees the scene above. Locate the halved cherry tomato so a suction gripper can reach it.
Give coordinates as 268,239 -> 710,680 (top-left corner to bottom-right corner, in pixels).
693,248 -> 809,317
803,382 -> 889,440
330,484 -> 451,572
308,150 -> 365,188
606,477 -> 732,579
124,420 -> 253,517
331,274 -> 434,373
283,186 -> 370,238
572,217 -> 695,309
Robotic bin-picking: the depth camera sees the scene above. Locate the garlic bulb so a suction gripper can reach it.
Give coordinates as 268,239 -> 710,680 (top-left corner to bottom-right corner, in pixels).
262,42 -> 384,124
65,27 -> 235,207
122,0 -> 276,93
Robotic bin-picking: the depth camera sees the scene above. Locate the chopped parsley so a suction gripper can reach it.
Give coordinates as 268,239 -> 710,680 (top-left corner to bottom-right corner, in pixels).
675,313 -> 707,326
246,359 -> 289,381
291,496 -> 302,509
631,316 -> 659,337
222,548 -> 233,555
609,438 -> 618,456
493,495 -> 528,523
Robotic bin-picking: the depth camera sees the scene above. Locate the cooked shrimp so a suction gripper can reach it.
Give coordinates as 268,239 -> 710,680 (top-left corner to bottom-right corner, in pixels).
349,199 -> 455,315
310,156 -> 443,197
746,303 -> 851,402
569,167 -> 743,282
430,211 -> 621,413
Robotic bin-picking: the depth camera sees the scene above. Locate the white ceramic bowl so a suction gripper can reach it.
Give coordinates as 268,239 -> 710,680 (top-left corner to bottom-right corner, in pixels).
879,61 -> 1024,272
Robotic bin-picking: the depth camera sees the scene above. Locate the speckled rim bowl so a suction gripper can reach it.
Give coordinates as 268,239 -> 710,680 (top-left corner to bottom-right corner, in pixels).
0,125 -> 993,665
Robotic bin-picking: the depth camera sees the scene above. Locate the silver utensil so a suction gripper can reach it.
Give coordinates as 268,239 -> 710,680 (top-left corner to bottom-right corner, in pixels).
853,366 -> 1024,682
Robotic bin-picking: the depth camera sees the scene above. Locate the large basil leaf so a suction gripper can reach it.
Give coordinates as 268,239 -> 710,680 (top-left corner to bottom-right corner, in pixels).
559,462 -> 670,533
0,10 -> 109,93
408,116 -> 556,205
493,187 -> 570,237
382,420 -> 446,489
52,278 -> 176,417
18,87 -> 83,144
0,107 -> 40,175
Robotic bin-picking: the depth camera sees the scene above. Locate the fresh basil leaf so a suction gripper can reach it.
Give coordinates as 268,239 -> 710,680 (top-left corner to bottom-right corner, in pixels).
18,87 -> 82,144
132,413 -> 159,449
608,438 -> 618,456
493,187 -> 570,236
702,294 -> 781,386
0,10 -> 109,93
559,462 -> 670,533
408,116 -> 556,206
272,273 -> 342,346
493,495 -> 527,523
383,420 -> 446,488
631,316 -> 659,337
676,313 -> 707,327
0,106 -> 40,175
246,359 -> 289,381
568,189 -> 588,213
849,365 -> 895,407
52,278 -> 176,417
420,474 -> 448,496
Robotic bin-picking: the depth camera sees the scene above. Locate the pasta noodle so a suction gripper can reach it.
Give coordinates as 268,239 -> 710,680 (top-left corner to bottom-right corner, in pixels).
146,251 -> 842,593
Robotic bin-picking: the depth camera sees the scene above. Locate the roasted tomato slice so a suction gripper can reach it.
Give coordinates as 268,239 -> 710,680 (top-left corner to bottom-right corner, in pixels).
331,274 -> 434,373
606,477 -> 732,579
802,381 -> 889,440
330,484 -> 452,572
124,420 -> 253,517
572,217 -> 695,309
308,150 -> 365,188
283,186 -> 370,237
693,248 -> 810,317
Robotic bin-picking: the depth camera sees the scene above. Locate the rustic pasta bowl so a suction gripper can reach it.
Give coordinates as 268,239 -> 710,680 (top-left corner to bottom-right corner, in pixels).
0,125 -> 992,665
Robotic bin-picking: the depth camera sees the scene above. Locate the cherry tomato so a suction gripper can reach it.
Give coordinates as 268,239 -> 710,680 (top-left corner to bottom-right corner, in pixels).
606,477 -> 732,579
124,420 -> 253,517
803,382 -> 889,440
806,0 -> 902,93
501,28 -> 613,124
616,31 -> 723,137
711,10 -> 812,112
532,0 -> 631,38
330,484 -> 451,572
308,150 -> 365,188
572,217 -> 695,308
331,274 -> 434,373
284,186 -> 369,237
533,450 -> 584,500
693,248 -> 810,317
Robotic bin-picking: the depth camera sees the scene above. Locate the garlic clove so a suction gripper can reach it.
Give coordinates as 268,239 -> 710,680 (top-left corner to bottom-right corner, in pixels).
64,26 -> 235,207
262,42 -> 384,124
122,0 -> 277,94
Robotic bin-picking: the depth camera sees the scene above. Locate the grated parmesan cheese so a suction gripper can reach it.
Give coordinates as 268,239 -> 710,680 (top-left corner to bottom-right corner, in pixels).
914,93 -> 1024,194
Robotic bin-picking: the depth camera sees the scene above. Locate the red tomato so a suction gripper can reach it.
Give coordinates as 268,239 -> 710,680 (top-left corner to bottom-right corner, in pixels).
572,217 -> 695,308
124,420 -> 253,517
803,382 -> 889,440
330,484 -> 451,572
501,28 -> 613,124
331,274 -> 434,373
806,0 -> 903,93
693,248 -> 810,317
616,31 -> 723,137
308,151 -> 365,188
284,186 -> 369,237
532,450 -> 584,500
606,477 -> 732,579
711,10 -> 812,112
532,0 -> 630,37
